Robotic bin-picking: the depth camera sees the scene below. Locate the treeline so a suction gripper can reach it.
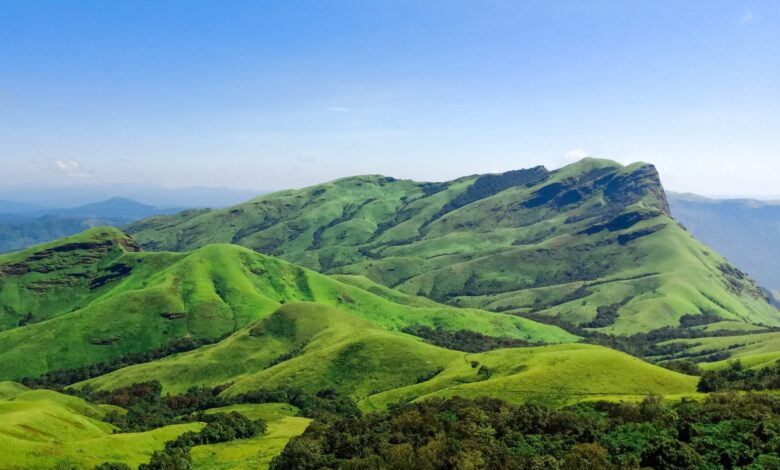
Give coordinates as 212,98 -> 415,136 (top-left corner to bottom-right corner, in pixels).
402,325 -> 542,352
139,412 -> 266,470
96,411 -> 266,470
272,393 -> 780,469
21,335 -> 229,389
522,311 -> 775,361
83,380 -> 360,432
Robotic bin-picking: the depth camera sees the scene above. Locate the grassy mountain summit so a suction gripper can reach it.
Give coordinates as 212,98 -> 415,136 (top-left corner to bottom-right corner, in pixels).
127,158 -> 778,334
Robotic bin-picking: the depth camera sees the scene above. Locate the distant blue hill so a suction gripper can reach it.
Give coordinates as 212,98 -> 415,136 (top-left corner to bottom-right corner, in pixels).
669,192 -> 780,304
0,197 -> 182,253
37,196 -> 181,219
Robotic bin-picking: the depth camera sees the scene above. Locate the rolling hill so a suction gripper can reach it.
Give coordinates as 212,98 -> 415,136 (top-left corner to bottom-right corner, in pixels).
127,158 -> 779,335
79,301 -> 698,414
0,381 -> 202,469
0,227 -> 573,382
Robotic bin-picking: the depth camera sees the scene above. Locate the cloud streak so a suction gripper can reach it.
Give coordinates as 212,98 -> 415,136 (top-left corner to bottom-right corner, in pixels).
52,159 -> 93,178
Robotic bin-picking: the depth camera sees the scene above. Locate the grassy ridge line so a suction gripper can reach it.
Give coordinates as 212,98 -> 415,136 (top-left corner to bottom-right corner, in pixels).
0,230 -> 574,381
126,158 -> 779,335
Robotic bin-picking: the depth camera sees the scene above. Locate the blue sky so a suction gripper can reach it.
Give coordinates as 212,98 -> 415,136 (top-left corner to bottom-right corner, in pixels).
1,1 -> 778,196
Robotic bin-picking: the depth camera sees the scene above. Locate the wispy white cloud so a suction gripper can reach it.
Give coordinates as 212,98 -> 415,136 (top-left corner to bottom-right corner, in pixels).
738,10 -> 754,26
564,149 -> 591,161
51,159 -> 93,178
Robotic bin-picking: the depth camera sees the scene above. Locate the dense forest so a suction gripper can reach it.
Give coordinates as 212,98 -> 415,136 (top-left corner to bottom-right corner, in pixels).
271,394 -> 780,469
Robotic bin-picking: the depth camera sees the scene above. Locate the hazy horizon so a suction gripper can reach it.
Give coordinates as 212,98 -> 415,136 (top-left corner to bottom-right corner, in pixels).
4,158 -> 780,206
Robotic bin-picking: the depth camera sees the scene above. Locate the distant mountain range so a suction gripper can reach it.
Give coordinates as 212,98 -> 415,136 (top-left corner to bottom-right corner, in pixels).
0,184 -> 264,208
668,192 -> 780,306
0,197 -> 182,253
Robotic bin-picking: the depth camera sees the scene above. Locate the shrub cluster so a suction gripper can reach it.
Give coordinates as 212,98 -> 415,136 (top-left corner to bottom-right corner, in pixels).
138,412 -> 266,470
698,360 -> 780,392
84,380 -> 360,432
401,325 -> 541,352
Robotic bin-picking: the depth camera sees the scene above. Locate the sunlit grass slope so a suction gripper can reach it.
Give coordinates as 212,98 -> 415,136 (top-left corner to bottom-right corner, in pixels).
193,403 -> 311,470
127,158 -> 779,334
0,382 -> 202,469
361,343 -> 699,411
81,303 -> 697,414
80,302 -> 463,396
660,331 -> 780,370
0,231 -> 572,381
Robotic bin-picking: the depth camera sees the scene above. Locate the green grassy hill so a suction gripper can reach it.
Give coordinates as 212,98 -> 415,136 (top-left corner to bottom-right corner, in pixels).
126,158 -> 779,334
81,302 -> 698,413
360,343 -> 699,411
659,331 -> 780,369
79,302 -> 462,398
0,229 -> 573,381
0,382 -> 202,469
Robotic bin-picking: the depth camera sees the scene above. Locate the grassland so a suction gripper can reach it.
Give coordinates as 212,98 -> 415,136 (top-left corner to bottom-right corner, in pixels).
126,158 -> 779,334
360,343 -> 699,411
192,403 -> 311,470
80,302 -> 698,416
0,382 -> 202,469
0,230 -> 573,381
660,331 -> 780,369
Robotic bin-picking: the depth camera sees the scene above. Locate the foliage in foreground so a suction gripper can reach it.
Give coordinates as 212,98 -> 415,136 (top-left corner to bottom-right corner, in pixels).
271,394 -> 780,469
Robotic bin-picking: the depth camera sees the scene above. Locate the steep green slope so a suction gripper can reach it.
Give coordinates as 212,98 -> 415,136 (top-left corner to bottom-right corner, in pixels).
0,230 -> 572,381
127,158 -> 779,334
81,302 -> 697,413
0,227 -> 147,331
0,382 -> 202,469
